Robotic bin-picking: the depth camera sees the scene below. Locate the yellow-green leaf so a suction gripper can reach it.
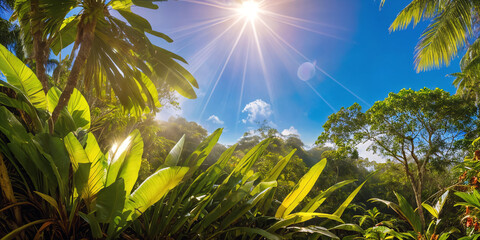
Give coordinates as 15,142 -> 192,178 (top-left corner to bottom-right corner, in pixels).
0,44 -> 46,109
275,158 -> 327,218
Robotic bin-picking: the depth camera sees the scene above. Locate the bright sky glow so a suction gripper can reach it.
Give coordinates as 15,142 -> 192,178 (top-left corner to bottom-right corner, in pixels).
238,1 -> 260,21
142,1 -> 458,148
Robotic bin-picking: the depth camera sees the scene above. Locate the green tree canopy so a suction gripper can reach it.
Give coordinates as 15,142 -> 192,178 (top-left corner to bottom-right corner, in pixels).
317,87 -> 478,224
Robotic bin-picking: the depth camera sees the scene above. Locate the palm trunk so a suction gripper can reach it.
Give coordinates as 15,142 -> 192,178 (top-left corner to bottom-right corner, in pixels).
30,0 -> 49,94
51,18 -> 97,123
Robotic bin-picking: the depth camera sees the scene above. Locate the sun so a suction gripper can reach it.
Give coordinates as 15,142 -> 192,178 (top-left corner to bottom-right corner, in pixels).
238,1 -> 260,21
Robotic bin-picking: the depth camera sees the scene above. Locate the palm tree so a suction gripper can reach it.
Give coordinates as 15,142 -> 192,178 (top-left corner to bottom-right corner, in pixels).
383,0 -> 478,72
12,0 -> 198,126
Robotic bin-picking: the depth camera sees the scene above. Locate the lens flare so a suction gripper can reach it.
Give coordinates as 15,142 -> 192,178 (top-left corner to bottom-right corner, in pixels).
238,1 -> 260,21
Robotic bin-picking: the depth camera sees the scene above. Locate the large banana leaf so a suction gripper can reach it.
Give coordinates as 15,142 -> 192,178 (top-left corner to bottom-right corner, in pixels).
275,158 -> 327,218
127,166 -> 189,220
0,44 -> 46,109
106,129 -> 144,196
95,178 -> 126,224
84,133 -> 107,197
47,87 -> 91,130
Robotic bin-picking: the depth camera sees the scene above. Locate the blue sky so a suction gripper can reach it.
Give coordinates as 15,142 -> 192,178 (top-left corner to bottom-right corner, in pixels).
138,0 -> 460,147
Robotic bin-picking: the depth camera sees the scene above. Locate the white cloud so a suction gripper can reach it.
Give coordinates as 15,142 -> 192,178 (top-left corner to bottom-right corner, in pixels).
356,141 -> 385,163
207,115 -> 224,125
242,99 -> 273,124
281,126 -> 300,136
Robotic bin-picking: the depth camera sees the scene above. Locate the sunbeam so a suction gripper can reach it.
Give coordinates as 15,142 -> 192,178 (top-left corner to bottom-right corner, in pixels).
170,0 -> 367,125
200,20 -> 249,119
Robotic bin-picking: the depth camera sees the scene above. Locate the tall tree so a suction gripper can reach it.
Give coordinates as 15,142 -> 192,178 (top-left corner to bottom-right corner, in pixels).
317,88 -> 477,224
12,0 -> 198,127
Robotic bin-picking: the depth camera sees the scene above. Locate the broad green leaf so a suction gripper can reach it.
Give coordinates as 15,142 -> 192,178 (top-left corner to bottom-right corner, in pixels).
118,9 -> 152,32
267,212 -> 344,233
47,87 -> 91,129
106,129 -> 143,196
95,178 -> 126,223
32,134 -> 70,197
127,167 -> 188,220
395,192 -> 423,233
79,212 -> 103,238
0,87 -> 43,131
276,158 -> 327,218
64,132 -> 89,171
161,135 -> 185,168
132,0 -> 159,9
84,133 -> 107,197
74,163 -> 91,198
0,44 -> 46,109
117,130 -> 143,196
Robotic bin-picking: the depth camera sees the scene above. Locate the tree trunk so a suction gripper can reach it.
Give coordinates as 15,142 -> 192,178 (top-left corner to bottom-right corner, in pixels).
407,170 -> 425,227
51,18 -> 97,123
30,0 -> 49,94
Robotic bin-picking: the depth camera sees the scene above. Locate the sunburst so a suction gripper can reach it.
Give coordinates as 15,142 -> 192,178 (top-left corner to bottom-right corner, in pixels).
167,0 -> 369,125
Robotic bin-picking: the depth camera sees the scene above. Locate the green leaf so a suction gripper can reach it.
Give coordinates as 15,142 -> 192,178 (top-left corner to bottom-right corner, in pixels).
333,176 -> 371,218
184,128 -> 222,176
95,178 -> 126,223
329,223 -> 364,233
79,212 -> 103,238
106,129 -> 143,196
118,9 -> 152,32
221,227 -> 282,240
276,158 -> 327,218
1,219 -> 50,240
220,181 -> 277,229
422,202 -> 438,219
288,226 -> 339,239
74,163 -> 91,198
50,16 -> 78,55
161,135 -> 185,168
267,212 -> 344,233
265,149 -> 296,181
84,133 -> 107,197
47,87 -> 91,129
0,44 -> 46,109
127,166 -> 188,220
34,191 -> 61,218
64,132 -> 89,171
301,179 -> 356,213
395,192 -> 423,233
